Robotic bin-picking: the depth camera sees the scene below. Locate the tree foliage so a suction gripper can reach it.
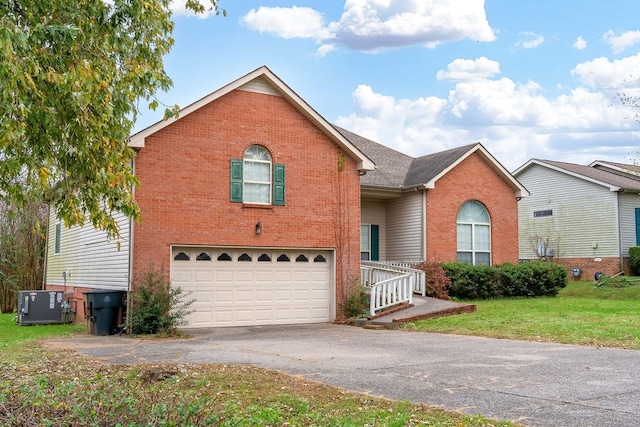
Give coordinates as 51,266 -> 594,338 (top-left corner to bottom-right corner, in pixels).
0,196 -> 47,312
0,0 -> 221,238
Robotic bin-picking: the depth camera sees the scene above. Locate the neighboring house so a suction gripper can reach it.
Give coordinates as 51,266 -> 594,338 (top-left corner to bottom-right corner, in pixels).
513,159 -> 640,278
44,65 -> 528,329
45,66 -> 375,328
336,127 -> 529,266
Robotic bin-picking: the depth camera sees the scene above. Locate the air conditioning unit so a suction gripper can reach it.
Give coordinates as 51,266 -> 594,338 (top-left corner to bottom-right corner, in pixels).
17,290 -> 73,325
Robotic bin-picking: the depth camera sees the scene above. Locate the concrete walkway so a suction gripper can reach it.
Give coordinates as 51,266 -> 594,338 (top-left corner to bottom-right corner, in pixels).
363,295 -> 476,327
45,323 -> 640,427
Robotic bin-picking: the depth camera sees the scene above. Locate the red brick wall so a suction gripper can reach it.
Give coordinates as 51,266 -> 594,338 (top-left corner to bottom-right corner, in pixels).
425,152 -> 519,264
133,89 -> 362,319
553,257 -> 624,281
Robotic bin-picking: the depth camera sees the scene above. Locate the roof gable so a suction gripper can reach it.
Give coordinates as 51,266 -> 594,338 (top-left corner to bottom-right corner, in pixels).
514,159 -> 640,192
341,130 -> 528,197
129,66 -> 375,172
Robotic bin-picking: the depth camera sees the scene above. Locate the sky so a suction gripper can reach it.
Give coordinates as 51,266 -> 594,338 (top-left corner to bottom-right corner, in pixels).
134,0 -> 640,172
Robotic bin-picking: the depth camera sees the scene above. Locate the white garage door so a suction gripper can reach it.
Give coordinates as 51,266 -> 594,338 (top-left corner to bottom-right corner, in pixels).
171,247 -> 334,328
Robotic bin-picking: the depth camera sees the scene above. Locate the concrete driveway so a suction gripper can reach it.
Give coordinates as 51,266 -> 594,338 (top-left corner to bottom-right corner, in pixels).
46,324 -> 640,427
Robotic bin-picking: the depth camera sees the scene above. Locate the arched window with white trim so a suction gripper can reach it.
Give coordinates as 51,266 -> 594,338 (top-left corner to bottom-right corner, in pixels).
456,200 -> 491,265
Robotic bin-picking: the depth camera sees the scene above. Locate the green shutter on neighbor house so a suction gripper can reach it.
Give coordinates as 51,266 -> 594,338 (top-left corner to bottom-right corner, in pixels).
230,159 -> 243,202
273,163 -> 285,206
371,224 -> 379,261
636,208 -> 640,246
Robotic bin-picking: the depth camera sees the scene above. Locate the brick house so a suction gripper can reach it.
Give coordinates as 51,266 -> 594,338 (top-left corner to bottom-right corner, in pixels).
339,127 -> 528,266
43,66 -> 526,328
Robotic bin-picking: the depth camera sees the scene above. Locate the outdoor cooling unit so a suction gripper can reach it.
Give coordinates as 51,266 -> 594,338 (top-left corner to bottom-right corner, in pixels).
17,290 -> 73,325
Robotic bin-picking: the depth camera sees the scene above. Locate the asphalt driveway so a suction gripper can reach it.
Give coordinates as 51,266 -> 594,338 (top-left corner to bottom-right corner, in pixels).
45,324 -> 640,427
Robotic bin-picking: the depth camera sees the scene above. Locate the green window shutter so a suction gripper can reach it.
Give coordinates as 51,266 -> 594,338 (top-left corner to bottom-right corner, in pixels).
635,208 -> 640,246
371,225 -> 379,261
230,159 -> 243,202
273,163 -> 285,206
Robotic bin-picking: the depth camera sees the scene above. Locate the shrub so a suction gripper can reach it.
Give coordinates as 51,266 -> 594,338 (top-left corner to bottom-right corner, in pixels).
440,262 -> 501,300
498,261 -> 567,297
129,267 -> 195,335
440,261 -> 567,300
413,262 -> 451,300
344,286 -> 369,318
629,247 -> 640,275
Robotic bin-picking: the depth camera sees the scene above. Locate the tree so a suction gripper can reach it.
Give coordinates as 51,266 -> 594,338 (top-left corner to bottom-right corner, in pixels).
0,196 -> 47,312
0,0 -> 222,238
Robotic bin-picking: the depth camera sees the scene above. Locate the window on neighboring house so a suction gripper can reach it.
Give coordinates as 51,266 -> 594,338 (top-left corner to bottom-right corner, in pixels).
534,209 -> 553,218
360,224 -> 379,261
456,201 -> 491,266
230,145 -> 285,205
54,223 -> 61,254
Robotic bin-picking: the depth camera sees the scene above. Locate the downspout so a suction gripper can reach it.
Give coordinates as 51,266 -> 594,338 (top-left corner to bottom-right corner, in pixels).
126,151 -> 137,333
422,189 -> 427,262
616,191 -> 624,273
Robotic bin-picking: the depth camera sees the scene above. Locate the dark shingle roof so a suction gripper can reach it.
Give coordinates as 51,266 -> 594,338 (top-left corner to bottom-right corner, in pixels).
537,159 -> 640,192
404,144 -> 478,187
334,126 -> 413,188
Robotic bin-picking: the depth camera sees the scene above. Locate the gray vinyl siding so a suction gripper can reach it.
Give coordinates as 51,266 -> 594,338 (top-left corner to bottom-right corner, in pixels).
517,165 -> 620,259
361,198 -> 387,261
45,210 -> 130,291
618,192 -> 640,255
386,192 -> 424,261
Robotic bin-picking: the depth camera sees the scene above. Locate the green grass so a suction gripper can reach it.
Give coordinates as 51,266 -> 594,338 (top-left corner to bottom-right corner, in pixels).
0,312 -> 86,350
404,280 -> 640,349
0,312 -> 516,427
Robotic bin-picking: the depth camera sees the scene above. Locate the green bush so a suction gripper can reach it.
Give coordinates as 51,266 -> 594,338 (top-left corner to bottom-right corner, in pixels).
498,262 -> 567,297
440,262 -> 501,299
344,286 -> 369,318
440,261 -> 567,300
629,247 -> 640,275
129,267 -> 195,335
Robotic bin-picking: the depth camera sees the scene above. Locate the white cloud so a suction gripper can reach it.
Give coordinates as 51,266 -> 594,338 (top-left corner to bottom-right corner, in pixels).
242,0 -> 496,54
573,36 -> 587,50
518,32 -> 544,49
571,53 -> 640,89
436,57 -> 501,82
242,6 -> 331,39
604,30 -> 640,54
336,71 -> 639,171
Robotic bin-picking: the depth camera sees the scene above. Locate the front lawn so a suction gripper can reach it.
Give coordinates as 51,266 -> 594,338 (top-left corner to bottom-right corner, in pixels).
404,280 -> 640,349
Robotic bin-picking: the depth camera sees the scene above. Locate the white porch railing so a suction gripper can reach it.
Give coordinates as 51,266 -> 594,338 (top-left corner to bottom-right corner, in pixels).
360,261 -> 425,315
362,261 -> 426,296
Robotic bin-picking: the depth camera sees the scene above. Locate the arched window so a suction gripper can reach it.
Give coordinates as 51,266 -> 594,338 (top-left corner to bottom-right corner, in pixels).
457,201 -> 491,266
230,146 -> 285,205
243,145 -> 272,204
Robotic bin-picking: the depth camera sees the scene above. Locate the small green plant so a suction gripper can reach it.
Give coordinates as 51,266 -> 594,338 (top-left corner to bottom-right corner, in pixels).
629,246 -> 640,275
344,286 -> 369,318
129,267 -> 195,335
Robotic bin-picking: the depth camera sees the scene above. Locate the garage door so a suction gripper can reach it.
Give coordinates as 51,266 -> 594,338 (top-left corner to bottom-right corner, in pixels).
171,247 -> 334,328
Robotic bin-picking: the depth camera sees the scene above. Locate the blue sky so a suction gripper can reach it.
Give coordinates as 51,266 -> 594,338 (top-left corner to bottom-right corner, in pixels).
135,0 -> 640,171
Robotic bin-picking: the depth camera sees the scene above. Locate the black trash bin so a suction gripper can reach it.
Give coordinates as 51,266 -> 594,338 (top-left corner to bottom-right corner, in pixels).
83,290 -> 125,335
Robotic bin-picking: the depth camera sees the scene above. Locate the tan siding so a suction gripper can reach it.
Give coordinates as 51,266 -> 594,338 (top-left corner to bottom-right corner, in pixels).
517,165 -> 619,259
45,210 -> 130,291
386,192 -> 424,260
361,198 -> 387,260
618,192 -> 640,255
